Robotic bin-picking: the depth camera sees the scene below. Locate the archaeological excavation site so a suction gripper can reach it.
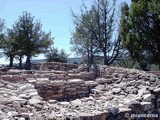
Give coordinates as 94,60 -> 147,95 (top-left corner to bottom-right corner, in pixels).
0,62 -> 160,120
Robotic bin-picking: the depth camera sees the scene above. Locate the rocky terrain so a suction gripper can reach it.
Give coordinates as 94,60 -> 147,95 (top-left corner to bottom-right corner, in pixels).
0,62 -> 159,120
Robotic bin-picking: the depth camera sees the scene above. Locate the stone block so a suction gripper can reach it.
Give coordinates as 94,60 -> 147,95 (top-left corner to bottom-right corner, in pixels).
81,86 -> 88,91
154,88 -> 160,93
140,102 -> 152,111
67,79 -> 84,84
80,84 -> 88,87
51,94 -> 63,100
96,78 -> 112,84
46,90 -> 57,94
102,75 -> 113,79
80,72 -> 96,80
58,86 -> 66,89
31,62 -> 78,71
129,101 -> 143,112
1,75 -> 24,82
27,78 -> 37,83
64,76 -> 70,80
57,89 -> 64,94
75,86 -> 81,89
57,75 -> 65,79
51,80 -> 66,86
79,112 -> 109,120
65,85 -> 71,88
68,74 -> 81,79
85,81 -> 98,88
68,91 -> 77,95
36,78 -> 49,82
71,99 -> 82,106
65,88 -> 77,92
77,90 -> 88,94
143,94 -> 154,102
28,98 -> 41,105
70,83 -> 79,87
49,75 -> 57,80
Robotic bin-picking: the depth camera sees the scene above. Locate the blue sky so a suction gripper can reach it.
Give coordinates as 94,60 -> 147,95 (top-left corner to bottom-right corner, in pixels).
0,0 -> 131,64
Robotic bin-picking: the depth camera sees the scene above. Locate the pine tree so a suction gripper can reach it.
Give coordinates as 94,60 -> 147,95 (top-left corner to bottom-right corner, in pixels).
120,0 -> 160,70
11,11 -> 53,69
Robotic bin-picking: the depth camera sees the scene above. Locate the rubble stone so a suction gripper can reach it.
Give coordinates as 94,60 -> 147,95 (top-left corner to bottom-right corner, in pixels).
0,62 -> 159,120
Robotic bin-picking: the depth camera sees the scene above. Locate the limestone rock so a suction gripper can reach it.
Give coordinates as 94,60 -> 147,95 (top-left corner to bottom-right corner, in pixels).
143,94 -> 154,102
85,81 -> 98,88
48,111 -> 56,120
71,99 -> 82,106
154,88 -> 160,93
51,80 -> 66,86
67,79 -> 84,84
108,107 -> 119,116
96,78 -> 112,84
28,98 -> 41,105
0,63 -> 159,119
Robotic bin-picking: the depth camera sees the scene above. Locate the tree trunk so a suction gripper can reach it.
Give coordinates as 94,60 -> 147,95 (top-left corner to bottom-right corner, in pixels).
103,51 -> 107,65
90,38 -> 94,65
103,8 -> 108,65
103,45 -> 108,65
9,56 -> 14,67
19,55 -> 23,68
87,49 -> 90,72
25,54 -> 31,70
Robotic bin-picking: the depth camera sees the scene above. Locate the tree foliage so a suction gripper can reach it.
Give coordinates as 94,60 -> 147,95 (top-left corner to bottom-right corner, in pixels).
3,29 -> 17,67
0,19 -> 16,66
71,5 -> 99,66
120,0 -> 160,70
0,19 -> 5,48
45,47 -> 68,63
71,0 -> 121,67
9,11 -> 53,69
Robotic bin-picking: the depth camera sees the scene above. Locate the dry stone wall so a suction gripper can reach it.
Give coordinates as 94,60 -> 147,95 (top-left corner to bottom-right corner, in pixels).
31,62 -> 78,71
0,62 -> 160,119
34,79 -> 98,101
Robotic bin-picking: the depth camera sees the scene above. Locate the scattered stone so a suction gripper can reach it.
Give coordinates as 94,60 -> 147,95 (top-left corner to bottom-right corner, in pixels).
130,88 -> 138,94
71,99 -> 82,106
154,88 -> 160,93
67,79 -> 84,84
143,94 -> 153,102
28,98 -> 41,105
48,111 -> 56,120
112,88 -> 121,94
51,80 -> 66,86
96,78 -> 112,84
0,63 -> 159,119
108,107 -> 119,116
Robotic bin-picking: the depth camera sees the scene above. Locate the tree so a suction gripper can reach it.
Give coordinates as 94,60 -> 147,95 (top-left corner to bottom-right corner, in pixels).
0,28 -> 26,68
0,19 -> 5,48
71,0 -> 121,67
120,0 -> 160,70
71,6 -> 99,66
11,11 -> 53,69
45,47 -> 68,63
59,49 -> 69,63
0,19 -> 15,67
94,0 -> 121,65
3,29 -> 17,67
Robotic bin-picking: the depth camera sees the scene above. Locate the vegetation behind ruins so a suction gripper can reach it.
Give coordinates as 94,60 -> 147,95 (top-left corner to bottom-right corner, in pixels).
0,0 -> 160,71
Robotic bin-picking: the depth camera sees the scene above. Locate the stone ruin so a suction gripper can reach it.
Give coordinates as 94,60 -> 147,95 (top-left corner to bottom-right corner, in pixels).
0,62 -> 159,120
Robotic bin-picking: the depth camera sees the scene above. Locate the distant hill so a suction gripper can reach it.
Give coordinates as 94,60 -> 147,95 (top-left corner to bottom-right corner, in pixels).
31,59 -> 47,63
67,58 -> 83,64
31,58 -> 83,64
